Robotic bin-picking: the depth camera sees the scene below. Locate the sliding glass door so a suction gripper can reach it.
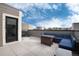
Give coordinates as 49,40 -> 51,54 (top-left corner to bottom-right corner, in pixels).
6,16 -> 18,43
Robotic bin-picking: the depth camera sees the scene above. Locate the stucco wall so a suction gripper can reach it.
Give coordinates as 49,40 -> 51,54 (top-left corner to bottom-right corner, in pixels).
0,3 -> 21,46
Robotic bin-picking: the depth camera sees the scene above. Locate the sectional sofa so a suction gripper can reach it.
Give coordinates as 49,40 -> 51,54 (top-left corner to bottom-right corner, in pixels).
43,32 -> 76,50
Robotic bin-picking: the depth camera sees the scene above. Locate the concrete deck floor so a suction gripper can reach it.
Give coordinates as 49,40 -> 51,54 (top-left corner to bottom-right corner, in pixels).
0,37 -> 58,56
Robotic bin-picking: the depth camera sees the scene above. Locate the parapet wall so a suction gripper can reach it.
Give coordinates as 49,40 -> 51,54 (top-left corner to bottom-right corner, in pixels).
28,30 -> 79,43
28,30 -> 72,37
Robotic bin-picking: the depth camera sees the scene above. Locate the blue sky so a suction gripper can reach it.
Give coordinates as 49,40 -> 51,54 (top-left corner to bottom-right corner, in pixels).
8,3 -> 79,28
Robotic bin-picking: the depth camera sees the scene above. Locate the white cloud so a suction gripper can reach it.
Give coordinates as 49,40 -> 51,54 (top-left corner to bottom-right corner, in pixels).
8,3 -> 60,12
68,14 -> 79,23
8,3 -> 33,9
36,18 -> 64,29
62,14 -> 79,28
62,3 -> 79,28
36,13 -> 79,29
8,3 -> 52,10
52,4 -> 59,10
8,3 -> 79,28
34,3 -> 52,9
36,16 -> 76,29
66,3 -> 79,14
7,3 -> 53,17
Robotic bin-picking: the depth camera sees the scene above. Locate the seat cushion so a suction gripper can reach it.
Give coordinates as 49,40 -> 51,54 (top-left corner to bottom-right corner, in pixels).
59,39 -> 72,50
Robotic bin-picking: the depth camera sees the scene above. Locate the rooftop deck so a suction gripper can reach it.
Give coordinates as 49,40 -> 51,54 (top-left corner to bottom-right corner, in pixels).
0,37 -> 58,56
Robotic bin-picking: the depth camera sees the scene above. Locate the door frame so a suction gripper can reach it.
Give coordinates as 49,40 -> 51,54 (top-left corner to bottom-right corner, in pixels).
2,13 -> 20,45
6,16 -> 18,43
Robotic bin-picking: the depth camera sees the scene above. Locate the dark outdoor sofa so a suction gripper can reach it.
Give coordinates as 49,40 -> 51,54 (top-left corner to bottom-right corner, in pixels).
43,32 -> 76,50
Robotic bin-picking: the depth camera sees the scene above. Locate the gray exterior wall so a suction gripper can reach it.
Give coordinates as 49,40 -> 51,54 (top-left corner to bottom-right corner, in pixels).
72,23 -> 79,30
0,12 -> 3,46
72,23 -> 79,42
0,4 -> 19,16
0,3 -> 19,46
74,31 -> 79,42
